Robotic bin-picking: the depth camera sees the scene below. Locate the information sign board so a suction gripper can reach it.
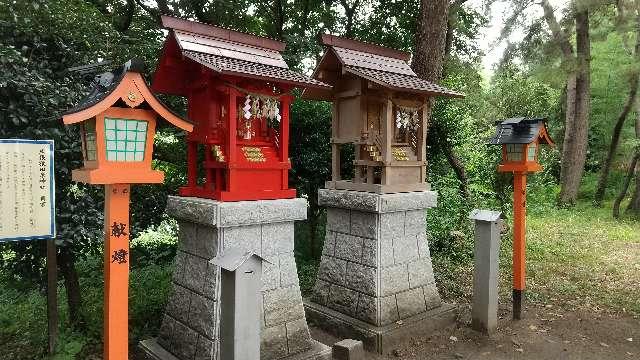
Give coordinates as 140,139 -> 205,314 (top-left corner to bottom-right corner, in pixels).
0,139 -> 55,241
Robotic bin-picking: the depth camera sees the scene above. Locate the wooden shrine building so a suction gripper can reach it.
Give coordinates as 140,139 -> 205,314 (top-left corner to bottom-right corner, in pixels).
153,16 -> 330,201
304,34 -> 464,193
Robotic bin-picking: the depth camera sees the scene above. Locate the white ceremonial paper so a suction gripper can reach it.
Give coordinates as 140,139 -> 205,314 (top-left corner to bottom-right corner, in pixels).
0,140 -> 55,241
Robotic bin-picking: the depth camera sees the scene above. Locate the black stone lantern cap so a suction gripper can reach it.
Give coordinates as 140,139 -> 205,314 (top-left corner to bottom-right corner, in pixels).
486,117 -> 554,146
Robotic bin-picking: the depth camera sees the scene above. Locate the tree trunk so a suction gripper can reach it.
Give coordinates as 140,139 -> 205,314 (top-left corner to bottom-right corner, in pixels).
558,73 -> 579,204
307,184 -> 320,259
339,0 -> 360,37
541,0 -> 591,206
412,0 -> 449,83
431,122 -> 471,200
58,246 -> 83,329
613,152 -> 640,218
594,76 -> 638,205
627,160 -> 640,215
626,103 -> 640,215
595,12 -> 640,206
412,0 -> 470,199
558,9 -> 591,206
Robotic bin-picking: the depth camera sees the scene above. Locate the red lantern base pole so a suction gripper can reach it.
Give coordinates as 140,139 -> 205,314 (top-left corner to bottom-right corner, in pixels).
104,184 -> 131,360
512,172 -> 527,320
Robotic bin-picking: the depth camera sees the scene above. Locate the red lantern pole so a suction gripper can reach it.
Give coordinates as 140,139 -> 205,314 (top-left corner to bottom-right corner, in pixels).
512,172 -> 527,319
104,184 -> 131,359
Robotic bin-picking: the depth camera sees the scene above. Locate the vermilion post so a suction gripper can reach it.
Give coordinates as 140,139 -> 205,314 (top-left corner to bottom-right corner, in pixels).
104,183 -> 131,360
227,87 -> 238,193
512,172 -> 527,320
280,95 -> 291,187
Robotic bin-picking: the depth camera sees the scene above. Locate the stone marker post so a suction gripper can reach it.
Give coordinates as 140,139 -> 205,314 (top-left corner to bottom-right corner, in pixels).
469,209 -> 502,334
211,248 -> 267,360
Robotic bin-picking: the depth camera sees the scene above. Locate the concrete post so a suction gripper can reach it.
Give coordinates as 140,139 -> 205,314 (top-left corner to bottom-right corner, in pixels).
469,209 -> 502,334
212,248 -> 266,360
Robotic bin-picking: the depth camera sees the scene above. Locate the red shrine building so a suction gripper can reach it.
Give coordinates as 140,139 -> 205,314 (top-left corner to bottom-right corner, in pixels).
153,16 -> 329,201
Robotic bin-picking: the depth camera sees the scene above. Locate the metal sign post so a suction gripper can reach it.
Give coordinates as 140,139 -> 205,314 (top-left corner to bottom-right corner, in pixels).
0,139 -> 57,354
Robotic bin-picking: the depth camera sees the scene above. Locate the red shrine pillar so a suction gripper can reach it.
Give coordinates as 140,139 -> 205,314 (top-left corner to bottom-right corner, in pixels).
280,95 -> 291,187
227,87 -> 238,193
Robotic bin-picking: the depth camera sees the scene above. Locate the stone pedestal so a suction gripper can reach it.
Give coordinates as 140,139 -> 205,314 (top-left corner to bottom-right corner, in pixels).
140,196 -> 331,360
305,189 -> 456,353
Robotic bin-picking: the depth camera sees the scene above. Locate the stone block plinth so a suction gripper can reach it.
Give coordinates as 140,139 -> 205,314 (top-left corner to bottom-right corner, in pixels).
140,196 -> 331,360
305,189 -> 456,354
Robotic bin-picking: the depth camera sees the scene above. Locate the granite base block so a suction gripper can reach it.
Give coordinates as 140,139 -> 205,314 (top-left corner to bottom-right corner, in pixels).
304,300 -> 457,355
143,196 -> 323,360
139,338 -> 331,360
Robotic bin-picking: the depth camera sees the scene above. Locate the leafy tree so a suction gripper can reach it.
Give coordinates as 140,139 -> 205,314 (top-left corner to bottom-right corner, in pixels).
289,99 -> 332,258
595,0 -> 640,205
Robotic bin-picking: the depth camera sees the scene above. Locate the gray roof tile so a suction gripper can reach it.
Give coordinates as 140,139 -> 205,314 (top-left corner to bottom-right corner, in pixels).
184,50 -> 329,88
344,66 -> 464,97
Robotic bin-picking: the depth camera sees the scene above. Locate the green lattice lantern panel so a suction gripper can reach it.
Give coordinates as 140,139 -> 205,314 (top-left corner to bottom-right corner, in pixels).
104,118 -> 148,162
82,119 -> 98,161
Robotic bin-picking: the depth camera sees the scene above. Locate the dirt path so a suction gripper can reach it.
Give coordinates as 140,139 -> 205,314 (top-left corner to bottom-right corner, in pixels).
311,303 -> 640,359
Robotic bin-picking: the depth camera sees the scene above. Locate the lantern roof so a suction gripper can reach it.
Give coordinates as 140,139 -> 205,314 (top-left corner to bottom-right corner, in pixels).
487,117 -> 554,146
305,34 -> 464,100
158,16 -> 329,89
63,59 -> 193,132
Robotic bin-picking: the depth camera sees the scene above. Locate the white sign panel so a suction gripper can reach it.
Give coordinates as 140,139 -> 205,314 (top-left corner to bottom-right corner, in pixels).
0,140 -> 55,241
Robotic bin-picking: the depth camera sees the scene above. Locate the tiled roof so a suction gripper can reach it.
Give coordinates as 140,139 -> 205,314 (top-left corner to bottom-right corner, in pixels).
344,66 -> 464,97
64,59 -> 144,115
333,47 -> 415,76
312,34 -> 463,97
164,17 -> 329,88
175,29 -> 288,69
184,50 -> 329,88
65,59 -> 192,125
487,117 -> 550,145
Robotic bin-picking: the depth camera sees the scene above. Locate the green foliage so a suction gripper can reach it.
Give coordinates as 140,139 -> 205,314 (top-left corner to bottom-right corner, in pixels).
0,0 -> 181,287
0,282 -> 49,359
0,252 -> 174,359
295,257 -> 320,296
130,219 -> 178,267
289,99 -> 332,199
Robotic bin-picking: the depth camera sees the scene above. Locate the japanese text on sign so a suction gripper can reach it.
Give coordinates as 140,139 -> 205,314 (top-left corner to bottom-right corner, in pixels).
0,140 -> 55,241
